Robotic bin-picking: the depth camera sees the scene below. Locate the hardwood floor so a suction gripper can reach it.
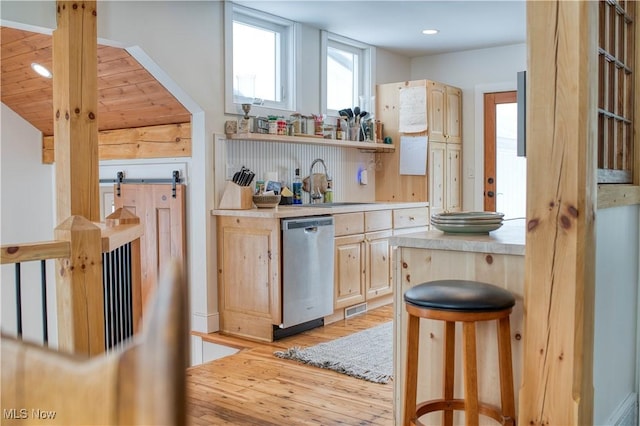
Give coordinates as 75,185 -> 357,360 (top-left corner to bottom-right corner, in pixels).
187,304 -> 394,425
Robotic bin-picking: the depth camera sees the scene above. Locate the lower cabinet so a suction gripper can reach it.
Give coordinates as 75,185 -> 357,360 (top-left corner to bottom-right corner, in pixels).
334,233 -> 366,309
216,205 -> 428,340
217,216 -> 281,342
365,230 -> 393,299
334,211 -> 394,310
333,229 -> 394,310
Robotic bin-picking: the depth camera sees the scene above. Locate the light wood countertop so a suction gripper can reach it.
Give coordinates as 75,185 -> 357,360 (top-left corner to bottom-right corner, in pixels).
389,217 -> 525,256
211,201 -> 429,218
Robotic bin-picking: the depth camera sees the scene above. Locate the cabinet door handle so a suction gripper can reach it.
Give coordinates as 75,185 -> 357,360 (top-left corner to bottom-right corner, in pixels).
409,216 -> 415,221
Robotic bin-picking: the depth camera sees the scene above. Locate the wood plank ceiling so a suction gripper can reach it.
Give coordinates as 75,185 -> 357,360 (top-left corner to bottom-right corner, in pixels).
1,26 -> 191,136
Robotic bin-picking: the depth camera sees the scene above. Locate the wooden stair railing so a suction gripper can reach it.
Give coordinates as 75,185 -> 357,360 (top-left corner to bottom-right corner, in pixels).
1,260 -> 187,425
1,208 -> 144,356
1,241 -> 71,345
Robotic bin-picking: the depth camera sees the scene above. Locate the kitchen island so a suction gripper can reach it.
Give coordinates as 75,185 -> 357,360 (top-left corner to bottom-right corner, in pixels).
390,219 -> 525,425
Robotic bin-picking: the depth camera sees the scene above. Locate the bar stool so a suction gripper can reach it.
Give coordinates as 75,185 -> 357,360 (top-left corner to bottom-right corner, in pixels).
403,280 -> 516,426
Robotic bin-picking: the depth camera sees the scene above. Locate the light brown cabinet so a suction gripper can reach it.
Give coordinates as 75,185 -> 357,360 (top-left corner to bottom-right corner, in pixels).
429,141 -> 462,215
215,204 -> 428,340
375,79 -> 462,212
446,143 -> 462,211
365,230 -> 393,299
334,233 -> 366,309
216,216 -> 281,342
428,81 -> 462,144
334,210 -> 394,309
364,209 -> 394,299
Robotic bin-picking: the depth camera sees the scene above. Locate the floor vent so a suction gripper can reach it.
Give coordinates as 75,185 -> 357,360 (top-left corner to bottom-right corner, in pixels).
345,302 -> 368,319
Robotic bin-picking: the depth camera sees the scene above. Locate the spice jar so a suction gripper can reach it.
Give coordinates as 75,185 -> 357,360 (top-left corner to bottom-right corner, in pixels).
268,116 -> 278,134
277,118 -> 287,135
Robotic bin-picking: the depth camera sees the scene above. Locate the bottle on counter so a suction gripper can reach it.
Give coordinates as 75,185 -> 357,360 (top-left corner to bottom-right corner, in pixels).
335,119 -> 343,141
292,168 -> 303,204
324,177 -> 333,203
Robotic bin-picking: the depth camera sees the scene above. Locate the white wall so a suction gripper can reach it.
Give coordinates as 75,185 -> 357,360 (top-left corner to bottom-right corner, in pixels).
1,103 -> 58,346
594,205 -> 639,424
410,43 -> 527,211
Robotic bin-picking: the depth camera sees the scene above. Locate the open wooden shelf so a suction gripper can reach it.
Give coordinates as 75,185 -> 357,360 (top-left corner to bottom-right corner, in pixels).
228,133 -> 395,153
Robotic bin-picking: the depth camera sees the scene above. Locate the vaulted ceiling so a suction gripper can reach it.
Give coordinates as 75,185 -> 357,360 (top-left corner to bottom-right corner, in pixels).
1,26 -> 191,137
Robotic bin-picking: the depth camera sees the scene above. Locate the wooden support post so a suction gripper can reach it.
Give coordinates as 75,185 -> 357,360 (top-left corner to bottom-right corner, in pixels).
519,1 -> 597,424
52,0 -> 102,356
52,0 -> 100,223
55,215 -> 104,356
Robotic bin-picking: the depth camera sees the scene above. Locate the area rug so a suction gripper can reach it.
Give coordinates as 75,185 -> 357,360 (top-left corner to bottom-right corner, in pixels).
274,321 -> 393,384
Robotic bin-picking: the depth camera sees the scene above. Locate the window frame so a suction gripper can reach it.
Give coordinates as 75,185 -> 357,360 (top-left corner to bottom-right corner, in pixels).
597,0 -> 640,208
320,31 -> 375,119
224,3 -> 298,116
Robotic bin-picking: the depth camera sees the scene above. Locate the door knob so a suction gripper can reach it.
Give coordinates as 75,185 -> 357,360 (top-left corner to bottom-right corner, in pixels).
487,191 -> 495,198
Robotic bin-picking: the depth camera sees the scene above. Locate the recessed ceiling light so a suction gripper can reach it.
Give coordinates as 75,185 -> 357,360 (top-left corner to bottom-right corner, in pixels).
422,29 -> 439,35
31,63 -> 52,79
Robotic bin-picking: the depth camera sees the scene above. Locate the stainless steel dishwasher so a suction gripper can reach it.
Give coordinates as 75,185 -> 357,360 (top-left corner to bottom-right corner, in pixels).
279,216 -> 334,335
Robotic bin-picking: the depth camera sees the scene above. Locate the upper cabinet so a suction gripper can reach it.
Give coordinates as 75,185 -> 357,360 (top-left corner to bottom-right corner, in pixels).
428,81 -> 462,144
375,79 -> 462,211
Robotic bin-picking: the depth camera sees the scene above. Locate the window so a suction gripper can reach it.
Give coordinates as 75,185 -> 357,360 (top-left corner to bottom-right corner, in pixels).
597,0 -> 636,183
321,32 -> 375,117
224,3 -> 296,114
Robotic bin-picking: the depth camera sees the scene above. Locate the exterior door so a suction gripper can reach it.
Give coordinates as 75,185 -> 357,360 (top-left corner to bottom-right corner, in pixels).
484,91 -> 526,217
115,184 -> 186,315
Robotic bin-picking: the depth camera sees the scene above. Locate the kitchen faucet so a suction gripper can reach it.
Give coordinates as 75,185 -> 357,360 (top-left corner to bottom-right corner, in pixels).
309,158 -> 329,204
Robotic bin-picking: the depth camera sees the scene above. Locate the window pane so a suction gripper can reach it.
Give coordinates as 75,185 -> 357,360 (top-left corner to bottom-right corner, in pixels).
327,46 -> 355,111
233,21 -> 277,102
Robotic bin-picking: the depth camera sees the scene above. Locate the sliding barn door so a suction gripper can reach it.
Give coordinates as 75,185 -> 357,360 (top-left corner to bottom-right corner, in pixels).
115,184 -> 186,315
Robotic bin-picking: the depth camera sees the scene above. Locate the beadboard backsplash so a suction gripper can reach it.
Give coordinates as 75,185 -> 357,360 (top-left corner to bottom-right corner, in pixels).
214,137 -> 377,207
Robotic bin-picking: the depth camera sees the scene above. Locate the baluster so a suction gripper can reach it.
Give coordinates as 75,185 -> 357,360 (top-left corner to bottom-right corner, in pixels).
40,260 -> 48,345
14,263 -> 22,338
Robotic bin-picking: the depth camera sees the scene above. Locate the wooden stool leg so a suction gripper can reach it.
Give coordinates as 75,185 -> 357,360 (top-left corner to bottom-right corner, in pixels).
462,322 -> 479,426
442,321 -> 455,426
404,313 -> 420,426
497,316 -> 516,425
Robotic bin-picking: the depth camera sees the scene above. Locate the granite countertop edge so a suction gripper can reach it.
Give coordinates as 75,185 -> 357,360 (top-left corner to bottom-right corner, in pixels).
389,219 -> 526,256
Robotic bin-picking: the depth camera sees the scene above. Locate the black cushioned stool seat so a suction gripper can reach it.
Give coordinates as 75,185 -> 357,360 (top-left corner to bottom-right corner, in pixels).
403,280 -> 516,426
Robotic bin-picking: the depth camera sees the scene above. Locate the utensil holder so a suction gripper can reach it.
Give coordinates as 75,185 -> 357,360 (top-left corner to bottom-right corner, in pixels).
218,181 -> 254,210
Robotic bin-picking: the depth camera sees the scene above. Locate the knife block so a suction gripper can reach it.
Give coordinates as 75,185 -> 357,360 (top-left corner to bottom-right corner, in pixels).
218,181 -> 254,210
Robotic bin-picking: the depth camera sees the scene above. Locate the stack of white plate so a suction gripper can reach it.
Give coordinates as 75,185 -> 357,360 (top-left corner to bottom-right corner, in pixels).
431,211 -> 504,234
